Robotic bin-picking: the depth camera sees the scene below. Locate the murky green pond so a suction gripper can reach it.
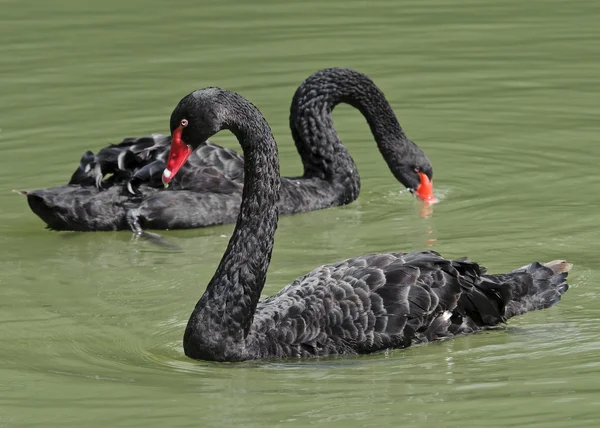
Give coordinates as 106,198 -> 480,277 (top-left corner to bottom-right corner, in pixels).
1,0 -> 599,426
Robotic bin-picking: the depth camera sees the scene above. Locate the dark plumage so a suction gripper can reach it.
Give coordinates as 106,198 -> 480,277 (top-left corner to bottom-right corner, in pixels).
167,87 -> 571,362
21,68 -> 433,232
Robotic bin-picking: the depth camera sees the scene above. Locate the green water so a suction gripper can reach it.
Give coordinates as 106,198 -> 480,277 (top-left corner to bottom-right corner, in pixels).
1,0 -> 599,426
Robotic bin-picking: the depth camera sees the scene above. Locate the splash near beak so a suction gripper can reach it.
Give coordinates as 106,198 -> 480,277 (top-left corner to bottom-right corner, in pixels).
162,125 -> 192,186
415,172 -> 438,203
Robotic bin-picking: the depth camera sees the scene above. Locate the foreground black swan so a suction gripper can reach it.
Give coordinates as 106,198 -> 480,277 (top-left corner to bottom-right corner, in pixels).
21,68 -> 435,232
164,87 -> 571,362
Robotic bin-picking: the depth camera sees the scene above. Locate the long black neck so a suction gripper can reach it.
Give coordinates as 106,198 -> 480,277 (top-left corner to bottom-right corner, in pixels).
289,68 -> 411,204
184,90 -> 280,361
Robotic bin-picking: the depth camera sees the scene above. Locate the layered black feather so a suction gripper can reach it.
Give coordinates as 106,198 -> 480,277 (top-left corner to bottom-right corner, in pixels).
221,251 -> 570,361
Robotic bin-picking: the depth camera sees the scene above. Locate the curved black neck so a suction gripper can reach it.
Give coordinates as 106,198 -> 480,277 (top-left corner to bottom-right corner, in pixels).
289,68 -> 410,203
184,90 -> 280,361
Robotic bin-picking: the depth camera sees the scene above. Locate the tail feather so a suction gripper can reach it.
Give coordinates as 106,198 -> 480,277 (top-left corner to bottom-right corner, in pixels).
543,260 -> 573,275
504,260 -> 571,318
439,259 -> 571,338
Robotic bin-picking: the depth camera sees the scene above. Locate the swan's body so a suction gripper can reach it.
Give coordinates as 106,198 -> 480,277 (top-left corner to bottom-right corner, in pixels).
164,87 -> 571,362
22,68 -> 434,232
21,136 -> 246,231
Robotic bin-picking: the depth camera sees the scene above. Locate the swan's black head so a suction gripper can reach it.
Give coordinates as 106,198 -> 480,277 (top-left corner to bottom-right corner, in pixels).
163,88 -> 225,185
391,139 -> 436,203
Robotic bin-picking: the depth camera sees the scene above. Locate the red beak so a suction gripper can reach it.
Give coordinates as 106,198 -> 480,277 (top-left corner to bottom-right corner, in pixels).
415,172 -> 437,203
162,125 -> 193,186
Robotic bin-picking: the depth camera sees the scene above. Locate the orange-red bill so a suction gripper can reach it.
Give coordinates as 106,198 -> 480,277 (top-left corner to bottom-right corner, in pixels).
162,125 -> 193,186
415,171 -> 438,203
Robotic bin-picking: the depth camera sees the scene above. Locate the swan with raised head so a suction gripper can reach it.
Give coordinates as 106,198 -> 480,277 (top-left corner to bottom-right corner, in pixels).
21,68 -> 435,232
164,87 -> 571,362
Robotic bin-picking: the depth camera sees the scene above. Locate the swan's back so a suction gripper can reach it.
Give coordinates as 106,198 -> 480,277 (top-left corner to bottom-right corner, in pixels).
23,133 -> 247,231
165,142 -> 244,192
245,251 -> 569,359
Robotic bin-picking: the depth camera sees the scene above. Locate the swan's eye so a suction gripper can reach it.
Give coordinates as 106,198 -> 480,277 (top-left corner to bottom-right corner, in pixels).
413,167 -> 420,173
180,119 -> 188,128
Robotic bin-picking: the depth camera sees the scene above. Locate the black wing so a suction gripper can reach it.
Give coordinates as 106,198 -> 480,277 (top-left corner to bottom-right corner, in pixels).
67,135 -> 244,194
248,251 -> 569,358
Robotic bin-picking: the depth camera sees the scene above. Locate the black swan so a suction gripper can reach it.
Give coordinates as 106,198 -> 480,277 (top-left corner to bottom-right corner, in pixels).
165,87 -> 571,362
20,68 -> 435,232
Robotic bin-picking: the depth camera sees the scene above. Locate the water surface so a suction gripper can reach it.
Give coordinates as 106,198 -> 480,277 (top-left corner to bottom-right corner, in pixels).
1,0 -> 599,426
